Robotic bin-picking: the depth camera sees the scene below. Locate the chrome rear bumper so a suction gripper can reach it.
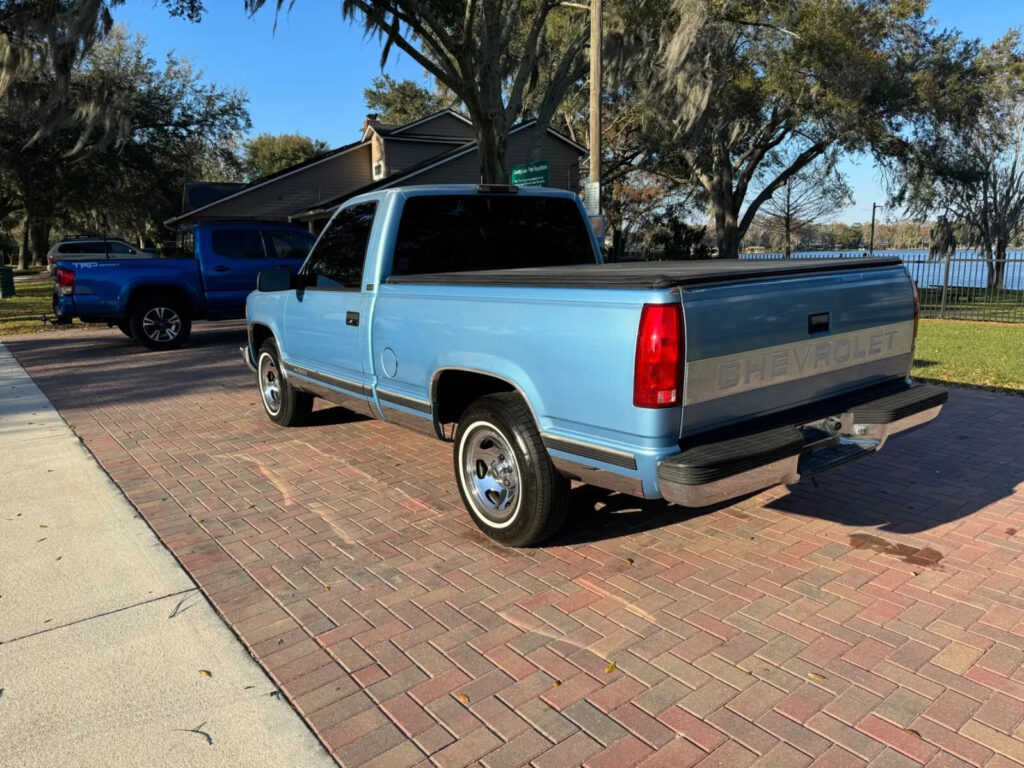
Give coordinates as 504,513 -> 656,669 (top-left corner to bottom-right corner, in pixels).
658,383 -> 947,507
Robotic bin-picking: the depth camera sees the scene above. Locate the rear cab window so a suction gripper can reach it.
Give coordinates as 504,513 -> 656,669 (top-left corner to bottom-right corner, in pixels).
211,229 -> 266,259
390,194 -> 596,276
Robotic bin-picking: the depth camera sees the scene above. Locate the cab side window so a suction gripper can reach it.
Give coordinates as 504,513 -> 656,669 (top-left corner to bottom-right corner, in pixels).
303,202 -> 377,289
211,229 -> 266,259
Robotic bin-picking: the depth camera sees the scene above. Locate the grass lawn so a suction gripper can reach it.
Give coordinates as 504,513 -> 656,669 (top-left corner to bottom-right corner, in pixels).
913,319 -> 1024,392
0,278 -> 89,336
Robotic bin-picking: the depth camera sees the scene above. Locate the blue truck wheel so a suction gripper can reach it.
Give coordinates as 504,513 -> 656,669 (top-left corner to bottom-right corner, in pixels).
130,296 -> 191,351
257,339 -> 312,427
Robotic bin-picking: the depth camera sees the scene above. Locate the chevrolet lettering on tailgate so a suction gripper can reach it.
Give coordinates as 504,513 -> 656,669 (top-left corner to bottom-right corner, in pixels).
685,321 -> 914,404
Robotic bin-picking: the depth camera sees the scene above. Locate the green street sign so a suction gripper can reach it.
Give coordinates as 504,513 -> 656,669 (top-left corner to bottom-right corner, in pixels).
510,161 -> 549,187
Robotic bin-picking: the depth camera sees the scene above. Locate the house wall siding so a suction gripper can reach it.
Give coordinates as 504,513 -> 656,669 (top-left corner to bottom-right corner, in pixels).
383,139 -> 466,174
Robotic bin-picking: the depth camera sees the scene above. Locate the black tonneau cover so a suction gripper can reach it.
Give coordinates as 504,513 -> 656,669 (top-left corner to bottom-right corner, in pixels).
385,257 -> 904,290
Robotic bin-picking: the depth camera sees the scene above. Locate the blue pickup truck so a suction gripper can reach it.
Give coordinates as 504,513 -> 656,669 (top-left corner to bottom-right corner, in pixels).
243,185 -> 947,546
53,221 -> 315,350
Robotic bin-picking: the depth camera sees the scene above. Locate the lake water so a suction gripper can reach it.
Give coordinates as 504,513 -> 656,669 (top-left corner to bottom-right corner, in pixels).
740,249 -> 1024,291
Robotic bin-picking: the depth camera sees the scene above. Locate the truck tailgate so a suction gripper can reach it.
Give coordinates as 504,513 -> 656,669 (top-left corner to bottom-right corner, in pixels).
680,264 -> 915,438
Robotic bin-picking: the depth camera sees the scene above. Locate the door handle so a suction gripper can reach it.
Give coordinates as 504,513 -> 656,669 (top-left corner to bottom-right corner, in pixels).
346,311 -> 360,327
212,265 -> 230,272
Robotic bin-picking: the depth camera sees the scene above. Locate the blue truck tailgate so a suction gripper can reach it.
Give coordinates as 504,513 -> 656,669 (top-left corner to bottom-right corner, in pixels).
679,263 -> 916,437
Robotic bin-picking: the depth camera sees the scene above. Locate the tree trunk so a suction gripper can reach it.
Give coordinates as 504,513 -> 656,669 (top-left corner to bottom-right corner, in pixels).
19,218 -> 29,271
784,221 -> 792,258
474,110 -> 509,184
29,221 -> 49,269
710,166 -> 741,259
993,238 -> 1008,290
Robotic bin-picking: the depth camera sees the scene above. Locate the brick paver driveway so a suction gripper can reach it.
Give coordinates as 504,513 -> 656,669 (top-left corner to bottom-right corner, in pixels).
9,324 -> 1024,768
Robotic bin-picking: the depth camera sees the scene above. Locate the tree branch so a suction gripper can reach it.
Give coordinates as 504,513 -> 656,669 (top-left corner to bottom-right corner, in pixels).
739,141 -> 828,236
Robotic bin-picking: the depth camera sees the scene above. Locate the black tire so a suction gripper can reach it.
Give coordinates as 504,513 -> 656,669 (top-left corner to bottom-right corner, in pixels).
454,393 -> 569,547
256,339 -> 312,427
130,296 -> 191,351
116,321 -> 133,338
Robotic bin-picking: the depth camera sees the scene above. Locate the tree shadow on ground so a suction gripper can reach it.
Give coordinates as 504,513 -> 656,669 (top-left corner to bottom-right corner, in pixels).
4,323 -> 251,417
8,327 -> 1022,546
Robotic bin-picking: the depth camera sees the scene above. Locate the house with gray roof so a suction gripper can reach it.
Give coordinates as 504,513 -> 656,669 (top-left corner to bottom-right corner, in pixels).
168,110 -> 585,233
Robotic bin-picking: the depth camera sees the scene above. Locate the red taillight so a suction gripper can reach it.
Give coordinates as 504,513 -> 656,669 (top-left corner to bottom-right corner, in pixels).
634,303 -> 683,408
56,267 -> 75,295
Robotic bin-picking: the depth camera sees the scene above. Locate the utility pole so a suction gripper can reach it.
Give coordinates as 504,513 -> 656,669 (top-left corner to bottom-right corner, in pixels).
869,202 -> 882,257
588,0 -> 602,214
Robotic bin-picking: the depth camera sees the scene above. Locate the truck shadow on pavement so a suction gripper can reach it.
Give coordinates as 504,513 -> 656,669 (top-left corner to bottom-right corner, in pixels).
556,388 -> 1023,543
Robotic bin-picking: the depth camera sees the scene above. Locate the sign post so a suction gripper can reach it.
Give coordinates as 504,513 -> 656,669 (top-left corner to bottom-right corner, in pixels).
510,161 -> 549,187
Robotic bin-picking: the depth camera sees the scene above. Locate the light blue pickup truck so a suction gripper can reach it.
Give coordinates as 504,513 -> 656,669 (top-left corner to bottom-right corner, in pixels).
243,185 -> 946,546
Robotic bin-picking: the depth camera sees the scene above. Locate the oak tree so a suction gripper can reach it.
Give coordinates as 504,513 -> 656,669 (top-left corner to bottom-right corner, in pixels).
607,0 -> 975,258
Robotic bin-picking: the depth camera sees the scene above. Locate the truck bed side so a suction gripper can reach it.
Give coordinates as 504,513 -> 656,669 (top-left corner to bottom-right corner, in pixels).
55,258 -> 203,322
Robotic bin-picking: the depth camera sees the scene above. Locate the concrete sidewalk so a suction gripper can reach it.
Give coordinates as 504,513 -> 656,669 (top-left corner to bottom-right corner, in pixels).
0,342 -> 336,767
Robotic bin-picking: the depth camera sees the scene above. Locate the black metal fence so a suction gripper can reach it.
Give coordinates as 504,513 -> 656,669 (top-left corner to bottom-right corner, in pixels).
738,249 -> 1024,323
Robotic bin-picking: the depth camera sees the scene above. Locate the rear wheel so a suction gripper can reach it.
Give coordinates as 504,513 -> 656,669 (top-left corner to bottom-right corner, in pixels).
257,339 -> 312,427
130,296 -> 191,351
454,393 -> 569,547
116,321 -> 133,338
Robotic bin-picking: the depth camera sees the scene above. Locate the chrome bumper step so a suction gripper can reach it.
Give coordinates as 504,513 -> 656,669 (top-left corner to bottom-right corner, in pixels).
657,382 -> 947,507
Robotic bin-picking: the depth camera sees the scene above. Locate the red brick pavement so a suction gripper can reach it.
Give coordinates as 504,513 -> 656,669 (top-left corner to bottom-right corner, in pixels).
8,323 -> 1024,768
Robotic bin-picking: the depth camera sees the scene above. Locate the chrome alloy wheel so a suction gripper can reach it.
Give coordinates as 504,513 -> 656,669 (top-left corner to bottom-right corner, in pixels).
140,306 -> 181,343
258,352 -> 282,416
460,423 -> 521,528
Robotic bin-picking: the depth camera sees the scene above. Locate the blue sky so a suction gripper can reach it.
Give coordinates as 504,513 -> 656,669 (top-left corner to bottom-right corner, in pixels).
115,0 -> 1020,224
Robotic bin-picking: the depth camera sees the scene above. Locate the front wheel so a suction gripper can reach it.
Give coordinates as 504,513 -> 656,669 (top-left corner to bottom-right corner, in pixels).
130,296 -> 191,350
116,321 -> 133,338
454,393 -> 569,547
257,339 -> 312,427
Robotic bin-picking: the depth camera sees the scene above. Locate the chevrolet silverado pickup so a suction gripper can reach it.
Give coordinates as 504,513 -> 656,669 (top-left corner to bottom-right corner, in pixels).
242,185 -> 947,547
52,221 -> 315,350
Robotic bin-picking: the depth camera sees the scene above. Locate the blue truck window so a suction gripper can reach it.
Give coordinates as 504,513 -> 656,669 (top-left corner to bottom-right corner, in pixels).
303,202 -> 377,289
211,229 -> 266,259
391,195 -> 594,275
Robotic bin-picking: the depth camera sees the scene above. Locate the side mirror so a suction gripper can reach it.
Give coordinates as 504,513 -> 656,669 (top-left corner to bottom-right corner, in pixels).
256,267 -> 293,292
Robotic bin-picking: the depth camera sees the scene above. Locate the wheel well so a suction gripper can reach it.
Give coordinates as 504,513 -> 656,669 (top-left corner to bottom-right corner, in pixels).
127,286 -> 193,317
250,323 -> 274,352
434,370 -> 517,427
